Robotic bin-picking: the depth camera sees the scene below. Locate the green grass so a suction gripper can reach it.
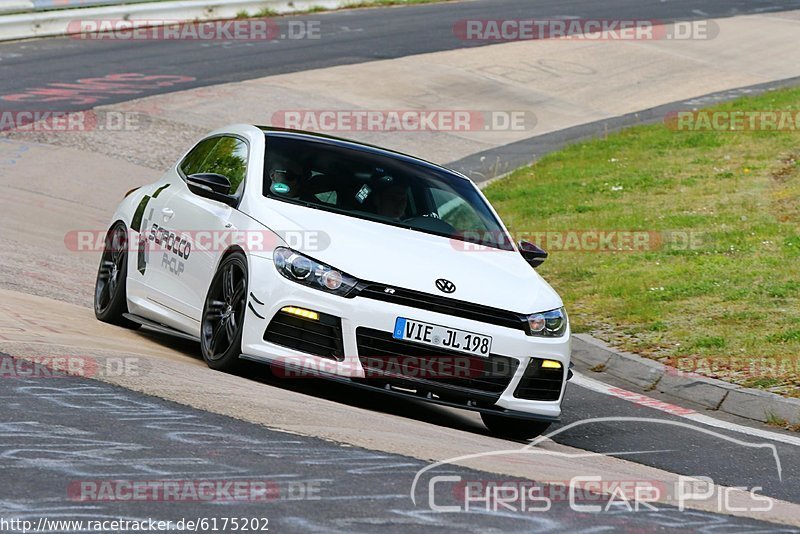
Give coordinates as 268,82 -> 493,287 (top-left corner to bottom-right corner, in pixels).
766,412 -> 789,428
253,8 -> 279,17
484,87 -> 800,396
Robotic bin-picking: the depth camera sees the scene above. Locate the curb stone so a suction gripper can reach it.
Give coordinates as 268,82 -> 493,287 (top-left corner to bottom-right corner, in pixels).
571,333 -> 800,425
720,388 -> 800,427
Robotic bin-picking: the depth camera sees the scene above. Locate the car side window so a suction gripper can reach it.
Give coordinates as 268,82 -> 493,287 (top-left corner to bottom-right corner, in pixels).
430,187 -> 488,232
180,136 -> 248,196
180,138 -> 218,177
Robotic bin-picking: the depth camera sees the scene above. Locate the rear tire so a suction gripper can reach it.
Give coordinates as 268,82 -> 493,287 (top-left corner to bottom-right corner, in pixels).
481,413 -> 551,440
94,222 -> 137,328
201,252 -> 248,372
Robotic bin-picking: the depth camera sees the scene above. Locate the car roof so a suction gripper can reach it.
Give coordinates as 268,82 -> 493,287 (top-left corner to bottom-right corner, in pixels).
256,125 -> 470,181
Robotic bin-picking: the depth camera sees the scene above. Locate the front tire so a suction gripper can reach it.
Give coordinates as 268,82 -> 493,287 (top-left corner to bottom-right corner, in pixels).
201,252 -> 248,371
481,413 -> 551,440
94,222 -> 137,328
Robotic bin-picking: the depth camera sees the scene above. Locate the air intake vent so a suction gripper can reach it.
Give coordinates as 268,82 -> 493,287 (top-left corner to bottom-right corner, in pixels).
264,309 -> 344,360
514,359 -> 564,401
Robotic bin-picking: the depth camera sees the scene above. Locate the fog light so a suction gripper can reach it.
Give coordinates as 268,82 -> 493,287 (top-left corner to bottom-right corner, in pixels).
281,306 -> 319,321
541,359 -> 562,369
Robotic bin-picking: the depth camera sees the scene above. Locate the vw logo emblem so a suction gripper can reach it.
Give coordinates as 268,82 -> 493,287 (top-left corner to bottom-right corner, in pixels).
435,278 -> 456,294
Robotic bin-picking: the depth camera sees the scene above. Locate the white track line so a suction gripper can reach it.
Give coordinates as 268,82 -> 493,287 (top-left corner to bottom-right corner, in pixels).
571,372 -> 800,447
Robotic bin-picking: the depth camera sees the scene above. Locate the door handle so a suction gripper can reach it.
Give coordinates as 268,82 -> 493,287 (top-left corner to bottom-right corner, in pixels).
161,207 -> 174,221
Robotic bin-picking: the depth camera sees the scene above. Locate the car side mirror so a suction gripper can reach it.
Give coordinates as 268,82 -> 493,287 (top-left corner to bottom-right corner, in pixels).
519,240 -> 548,268
186,173 -> 237,207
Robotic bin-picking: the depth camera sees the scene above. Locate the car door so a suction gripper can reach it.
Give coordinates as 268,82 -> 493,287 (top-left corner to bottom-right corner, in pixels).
127,176 -> 182,314
151,135 -> 249,323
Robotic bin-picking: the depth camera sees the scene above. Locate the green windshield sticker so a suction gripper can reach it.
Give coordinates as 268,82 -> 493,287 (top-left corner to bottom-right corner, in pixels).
271,182 -> 291,194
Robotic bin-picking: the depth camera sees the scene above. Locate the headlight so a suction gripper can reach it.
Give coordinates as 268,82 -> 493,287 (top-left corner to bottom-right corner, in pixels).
526,307 -> 568,337
273,247 -> 358,297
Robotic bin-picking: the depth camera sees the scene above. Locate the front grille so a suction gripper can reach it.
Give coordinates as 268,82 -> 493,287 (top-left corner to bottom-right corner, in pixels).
355,283 -> 527,332
514,359 -> 564,401
264,310 -> 344,360
355,327 -> 519,403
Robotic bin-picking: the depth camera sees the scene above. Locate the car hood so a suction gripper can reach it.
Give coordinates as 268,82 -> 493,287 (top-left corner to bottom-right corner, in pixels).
247,199 -> 563,314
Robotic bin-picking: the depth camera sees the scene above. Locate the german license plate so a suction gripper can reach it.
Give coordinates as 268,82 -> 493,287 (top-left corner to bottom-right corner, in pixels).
392,318 -> 492,357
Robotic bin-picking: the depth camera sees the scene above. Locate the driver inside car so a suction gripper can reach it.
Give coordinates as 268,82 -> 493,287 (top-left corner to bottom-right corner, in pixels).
268,160 -> 305,199
373,175 -> 409,220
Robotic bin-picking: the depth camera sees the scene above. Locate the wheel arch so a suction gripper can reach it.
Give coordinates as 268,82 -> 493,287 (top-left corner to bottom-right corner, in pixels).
216,245 -> 247,272
110,218 -> 129,231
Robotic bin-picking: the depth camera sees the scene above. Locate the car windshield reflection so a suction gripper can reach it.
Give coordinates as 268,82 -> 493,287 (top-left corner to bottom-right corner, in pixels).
263,133 -> 514,251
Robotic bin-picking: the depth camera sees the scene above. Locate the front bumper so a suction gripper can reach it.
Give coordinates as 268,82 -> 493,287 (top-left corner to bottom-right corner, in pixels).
242,255 -> 571,420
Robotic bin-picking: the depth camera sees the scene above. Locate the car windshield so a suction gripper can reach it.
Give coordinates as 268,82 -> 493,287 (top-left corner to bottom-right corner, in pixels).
263,134 -> 514,250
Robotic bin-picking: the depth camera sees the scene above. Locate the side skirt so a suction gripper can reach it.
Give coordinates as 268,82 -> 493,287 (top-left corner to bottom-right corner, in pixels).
123,313 -> 201,342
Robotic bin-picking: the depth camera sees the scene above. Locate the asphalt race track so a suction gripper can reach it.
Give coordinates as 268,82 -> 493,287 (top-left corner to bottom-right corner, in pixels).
2,0 -> 800,113
1,0 -> 800,531
0,354 -> 793,533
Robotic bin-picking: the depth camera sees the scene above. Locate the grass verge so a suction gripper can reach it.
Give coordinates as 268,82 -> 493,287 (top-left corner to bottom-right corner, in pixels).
484,87 -> 800,396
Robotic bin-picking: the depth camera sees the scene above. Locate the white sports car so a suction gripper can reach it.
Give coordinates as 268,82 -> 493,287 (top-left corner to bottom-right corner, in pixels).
95,124 -> 571,438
